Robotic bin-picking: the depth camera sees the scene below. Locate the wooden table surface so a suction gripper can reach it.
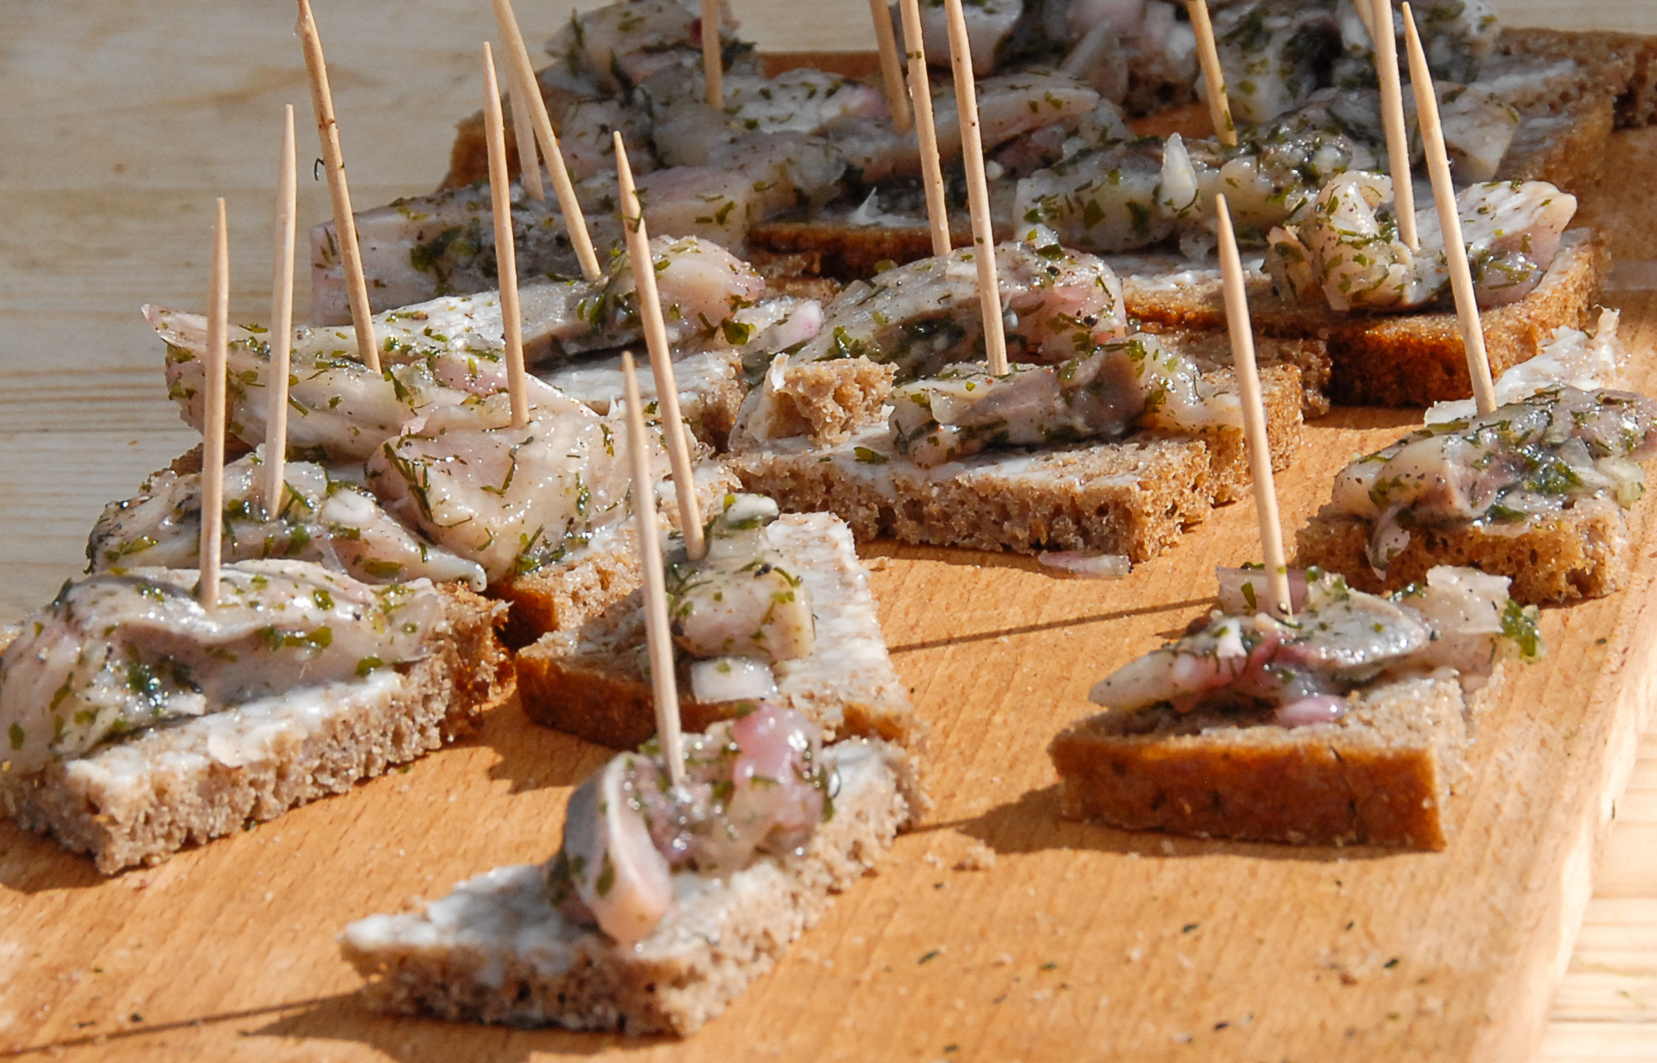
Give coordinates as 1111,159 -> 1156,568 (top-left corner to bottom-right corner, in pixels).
1,2 -> 1654,1060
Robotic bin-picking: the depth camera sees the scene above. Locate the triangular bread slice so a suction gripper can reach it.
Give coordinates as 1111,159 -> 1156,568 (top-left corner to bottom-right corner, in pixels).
339,735 -> 909,1036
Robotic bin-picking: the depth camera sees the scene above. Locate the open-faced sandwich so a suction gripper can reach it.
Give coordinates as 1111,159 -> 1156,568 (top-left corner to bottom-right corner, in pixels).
340,703 -> 913,1035
0,560 -> 512,873
1296,312 -> 1657,602
1050,564 -> 1542,849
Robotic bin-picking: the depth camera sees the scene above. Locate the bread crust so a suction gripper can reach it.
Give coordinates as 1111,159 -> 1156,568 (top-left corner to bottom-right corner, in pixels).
0,585 -> 515,874
494,527 -> 644,648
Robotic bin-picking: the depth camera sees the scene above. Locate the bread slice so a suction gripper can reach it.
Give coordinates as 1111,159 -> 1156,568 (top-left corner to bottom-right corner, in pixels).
750,201 -> 980,286
1496,26 -> 1657,131
1049,671 -> 1475,850
726,365 -> 1304,561
0,586 -> 515,874
494,462 -> 743,648
515,512 -> 929,820
1497,92 -> 1618,192
1295,495 -> 1633,606
1121,228 -> 1606,407
339,735 -> 908,1036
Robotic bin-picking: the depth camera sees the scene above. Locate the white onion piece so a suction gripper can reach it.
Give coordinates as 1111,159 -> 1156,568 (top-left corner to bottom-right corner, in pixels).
1215,567 -> 1309,614
689,656 -> 779,704
1274,695 -> 1348,728
1039,551 -> 1131,579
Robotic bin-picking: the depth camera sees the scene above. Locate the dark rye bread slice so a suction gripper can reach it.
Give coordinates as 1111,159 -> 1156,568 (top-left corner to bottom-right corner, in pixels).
750,204 -> 980,286
726,364 -> 1303,561
516,512 -> 929,820
1049,671 -> 1478,850
339,735 -> 909,1036
1294,495 -> 1633,606
1122,228 -> 1606,407
1496,26 -> 1657,131
0,586 -> 515,874
1496,93 -> 1616,192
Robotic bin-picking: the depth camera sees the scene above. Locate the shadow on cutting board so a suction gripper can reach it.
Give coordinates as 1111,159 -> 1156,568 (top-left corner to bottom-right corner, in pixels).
254,991 -> 662,1061
467,693 -> 613,796
0,820 -> 109,894
947,784 -> 1399,864
886,598 -> 1213,656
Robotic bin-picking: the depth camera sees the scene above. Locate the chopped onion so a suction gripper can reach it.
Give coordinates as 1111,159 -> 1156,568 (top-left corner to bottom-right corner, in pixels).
1038,551 -> 1131,579
689,656 -> 779,704
1274,695 -> 1348,728
1215,566 -> 1309,614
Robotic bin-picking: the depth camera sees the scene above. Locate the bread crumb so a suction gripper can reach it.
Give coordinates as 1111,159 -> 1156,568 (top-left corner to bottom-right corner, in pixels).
953,840 -> 997,871
1160,839 -> 1176,855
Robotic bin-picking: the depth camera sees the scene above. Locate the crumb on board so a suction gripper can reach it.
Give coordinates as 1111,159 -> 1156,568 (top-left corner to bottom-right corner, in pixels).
953,840 -> 997,871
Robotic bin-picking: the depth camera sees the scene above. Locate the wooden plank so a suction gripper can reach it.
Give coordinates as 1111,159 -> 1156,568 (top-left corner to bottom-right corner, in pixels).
1495,0 -> 1657,32
1539,1022 -> 1657,1063
1,3 -> 1656,1062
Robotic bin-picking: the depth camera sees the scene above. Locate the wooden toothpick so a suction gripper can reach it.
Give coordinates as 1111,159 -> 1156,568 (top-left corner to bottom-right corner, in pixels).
942,0 -> 1008,376
1215,193 -> 1292,622
201,199 -> 230,611
621,350 -> 686,787
701,0 -> 723,107
1186,1 -> 1237,149
295,0 -> 379,373
507,88 -> 545,202
898,0 -> 950,257
483,43 -> 530,430
868,0 -> 913,133
489,0 -> 600,281
1370,0 -> 1417,249
614,132 -> 707,561
264,105 -> 298,517
1402,2 -> 1495,415
1353,0 -> 1376,41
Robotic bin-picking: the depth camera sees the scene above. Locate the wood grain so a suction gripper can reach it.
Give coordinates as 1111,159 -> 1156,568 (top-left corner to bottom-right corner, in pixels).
1,3 -> 1655,1061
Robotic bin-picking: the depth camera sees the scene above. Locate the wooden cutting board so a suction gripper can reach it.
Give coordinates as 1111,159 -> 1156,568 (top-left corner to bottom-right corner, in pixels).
2,3 -> 1656,1061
